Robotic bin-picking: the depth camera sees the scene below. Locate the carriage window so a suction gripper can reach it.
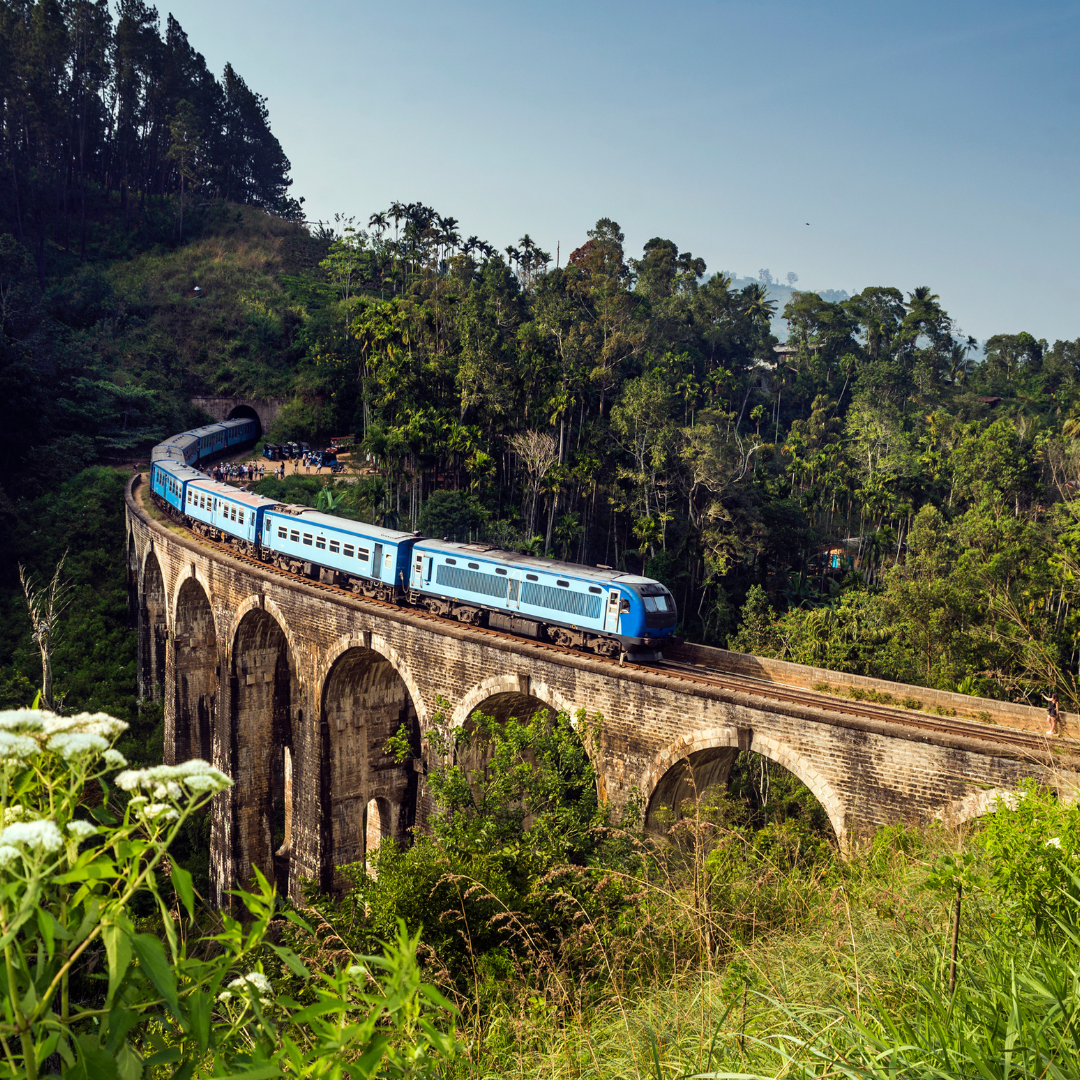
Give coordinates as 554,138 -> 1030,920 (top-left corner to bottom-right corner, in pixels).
302,533 -> 313,546
315,536 -> 326,550
495,568 -> 507,575
357,548 -> 369,561
557,580 -> 569,587
290,530 -> 300,543
643,596 -> 657,611
329,540 -> 340,554
526,574 -> 538,581
231,507 -> 237,520
589,586 -> 602,594
654,595 -> 669,611
343,544 -> 355,558
468,562 -> 480,569
278,527 -> 287,539
238,510 -> 245,524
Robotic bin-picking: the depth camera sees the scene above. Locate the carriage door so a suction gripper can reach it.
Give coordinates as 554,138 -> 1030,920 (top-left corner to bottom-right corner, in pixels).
507,571 -> 522,610
411,554 -> 432,589
604,589 -> 622,633
372,543 -> 384,581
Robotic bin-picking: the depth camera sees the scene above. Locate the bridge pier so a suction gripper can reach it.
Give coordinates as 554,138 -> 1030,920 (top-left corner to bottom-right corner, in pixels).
127,477 -> 1079,906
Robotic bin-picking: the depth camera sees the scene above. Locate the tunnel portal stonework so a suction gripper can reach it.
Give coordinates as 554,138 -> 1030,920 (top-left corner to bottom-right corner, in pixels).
126,479 -> 1077,905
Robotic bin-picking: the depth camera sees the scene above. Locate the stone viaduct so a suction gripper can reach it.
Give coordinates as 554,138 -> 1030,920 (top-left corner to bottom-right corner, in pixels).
126,476 -> 1078,906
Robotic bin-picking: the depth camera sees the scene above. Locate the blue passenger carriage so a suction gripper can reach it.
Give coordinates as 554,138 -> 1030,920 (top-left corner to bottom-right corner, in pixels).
262,507 -> 419,598
150,460 -> 202,513
184,479 -> 278,552
408,541 -> 677,655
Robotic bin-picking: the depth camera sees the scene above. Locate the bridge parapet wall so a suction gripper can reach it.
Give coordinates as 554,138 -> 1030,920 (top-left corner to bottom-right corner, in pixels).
673,642 -> 1069,734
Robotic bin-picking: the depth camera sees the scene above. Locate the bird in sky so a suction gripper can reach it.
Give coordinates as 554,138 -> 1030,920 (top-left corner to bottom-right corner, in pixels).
806,222 -> 810,226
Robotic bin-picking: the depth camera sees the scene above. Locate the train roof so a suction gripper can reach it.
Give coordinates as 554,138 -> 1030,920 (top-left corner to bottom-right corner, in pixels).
154,461 -> 203,482
266,505 -> 419,544
188,477 -> 279,509
188,423 -> 228,437
414,538 -> 664,586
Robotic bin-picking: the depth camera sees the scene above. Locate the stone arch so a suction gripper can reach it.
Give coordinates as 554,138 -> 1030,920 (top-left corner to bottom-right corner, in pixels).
225,594 -> 304,687
320,645 -> 421,894
126,527 -> 139,630
317,631 -> 428,731
642,728 -> 848,848
139,549 -> 167,702
171,576 -> 218,764
449,674 -> 576,729
228,606 -> 298,899
226,403 -> 262,436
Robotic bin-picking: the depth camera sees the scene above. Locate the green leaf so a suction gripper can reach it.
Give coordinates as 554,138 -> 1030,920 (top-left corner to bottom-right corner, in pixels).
144,1048 -> 182,1066
116,1040 -> 143,1080
171,864 -> 195,921
268,943 -> 310,979
70,1034 -> 120,1080
35,905 -> 55,957
131,933 -> 182,1023
103,921 -> 132,1001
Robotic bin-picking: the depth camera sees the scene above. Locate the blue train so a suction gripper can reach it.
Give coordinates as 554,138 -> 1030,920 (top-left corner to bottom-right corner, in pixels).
147,420 -> 678,657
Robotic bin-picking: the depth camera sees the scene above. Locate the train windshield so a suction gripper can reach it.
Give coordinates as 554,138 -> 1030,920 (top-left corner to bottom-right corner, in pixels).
637,583 -> 675,613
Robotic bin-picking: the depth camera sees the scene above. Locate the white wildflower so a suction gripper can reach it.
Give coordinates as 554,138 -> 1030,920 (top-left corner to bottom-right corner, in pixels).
103,749 -> 127,768
66,820 -> 97,840
185,774 -> 223,793
40,712 -> 128,739
47,732 -> 109,760
140,804 -> 179,823
217,991 -> 232,1003
0,820 -> 63,853
1047,836 -> 1063,848
0,732 -> 40,761
0,710 -> 45,734
116,760 -> 230,796
0,846 -> 20,868
2,806 -> 28,825
127,796 -> 148,808
228,972 -> 272,1002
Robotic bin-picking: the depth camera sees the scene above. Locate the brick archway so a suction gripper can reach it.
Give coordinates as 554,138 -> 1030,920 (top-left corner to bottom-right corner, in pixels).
641,727 -> 848,849
319,645 -> 420,893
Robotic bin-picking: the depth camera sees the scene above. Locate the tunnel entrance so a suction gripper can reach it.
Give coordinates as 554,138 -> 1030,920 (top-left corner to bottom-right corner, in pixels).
226,404 -> 262,438
321,647 -> 420,893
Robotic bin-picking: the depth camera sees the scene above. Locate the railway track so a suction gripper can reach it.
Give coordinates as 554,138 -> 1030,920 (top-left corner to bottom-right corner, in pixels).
134,477 -> 1068,758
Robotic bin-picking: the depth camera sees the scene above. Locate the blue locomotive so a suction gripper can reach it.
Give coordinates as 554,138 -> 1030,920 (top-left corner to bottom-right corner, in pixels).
146,420 -> 678,656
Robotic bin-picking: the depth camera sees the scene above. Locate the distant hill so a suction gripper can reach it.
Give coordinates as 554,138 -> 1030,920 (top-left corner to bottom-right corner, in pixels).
724,275 -> 853,341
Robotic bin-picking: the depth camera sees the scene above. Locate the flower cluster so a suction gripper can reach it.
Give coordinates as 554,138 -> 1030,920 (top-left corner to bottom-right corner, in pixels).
115,760 -> 231,800
0,819 -> 64,866
0,711 -> 129,767
219,971 -> 273,1006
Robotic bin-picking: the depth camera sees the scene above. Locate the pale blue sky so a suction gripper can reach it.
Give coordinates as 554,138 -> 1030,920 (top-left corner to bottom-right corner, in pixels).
161,0 -> 1079,342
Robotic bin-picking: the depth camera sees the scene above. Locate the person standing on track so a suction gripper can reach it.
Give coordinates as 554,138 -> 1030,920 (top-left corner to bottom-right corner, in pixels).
1044,689 -> 1060,736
